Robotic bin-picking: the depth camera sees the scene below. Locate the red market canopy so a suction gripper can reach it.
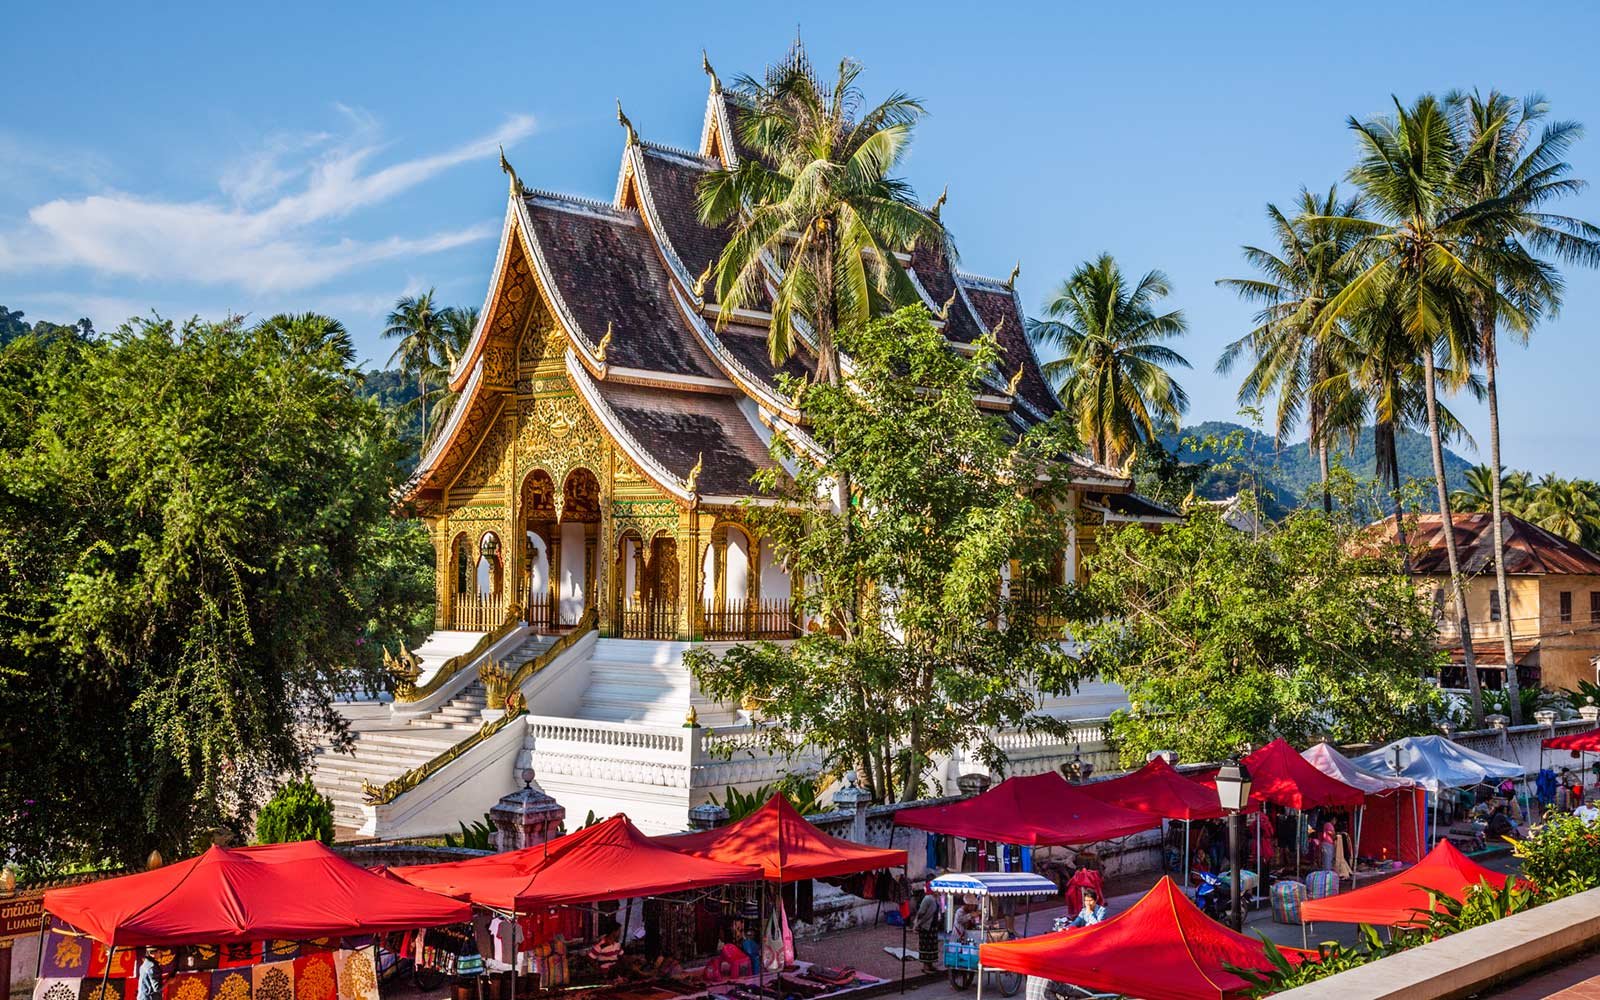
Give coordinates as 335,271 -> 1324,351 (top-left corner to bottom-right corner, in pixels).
979,877 -> 1308,1000
43,841 -> 473,948
1300,839 -> 1511,928
1079,757 -> 1225,821
894,772 -> 1158,846
1243,739 -> 1365,811
1544,728 -> 1600,752
658,795 -> 906,882
393,814 -> 760,910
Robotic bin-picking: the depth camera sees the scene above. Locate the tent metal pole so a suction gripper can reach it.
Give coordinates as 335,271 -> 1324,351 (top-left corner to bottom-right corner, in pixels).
899,872 -> 907,994
96,947 -> 114,1000
1183,821 -> 1191,889
509,906 -> 517,1000
33,915 -> 46,980
1295,809 -> 1302,882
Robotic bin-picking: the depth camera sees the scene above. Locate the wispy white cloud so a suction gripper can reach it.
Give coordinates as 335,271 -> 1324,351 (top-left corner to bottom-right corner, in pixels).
0,112 -> 535,294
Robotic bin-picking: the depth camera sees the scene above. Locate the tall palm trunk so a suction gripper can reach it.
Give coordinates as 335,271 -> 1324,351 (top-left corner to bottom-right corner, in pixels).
418,374 -> 429,459
1317,441 -> 1331,513
1481,320 -> 1522,722
1422,347 -> 1484,723
1375,420 -> 1408,554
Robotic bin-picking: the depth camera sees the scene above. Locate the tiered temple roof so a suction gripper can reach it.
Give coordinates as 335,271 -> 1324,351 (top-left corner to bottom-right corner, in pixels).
403,64 -> 1132,512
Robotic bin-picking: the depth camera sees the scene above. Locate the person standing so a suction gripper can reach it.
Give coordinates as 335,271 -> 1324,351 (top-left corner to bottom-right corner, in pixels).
136,949 -> 162,1000
913,890 -> 941,974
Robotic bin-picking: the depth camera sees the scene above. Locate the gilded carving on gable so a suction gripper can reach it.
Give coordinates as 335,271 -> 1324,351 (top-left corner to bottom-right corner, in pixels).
516,392 -> 605,493
483,347 -> 517,388
456,411 -> 515,491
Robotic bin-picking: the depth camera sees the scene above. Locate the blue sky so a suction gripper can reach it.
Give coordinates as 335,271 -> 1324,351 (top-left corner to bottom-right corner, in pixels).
6,1 -> 1599,476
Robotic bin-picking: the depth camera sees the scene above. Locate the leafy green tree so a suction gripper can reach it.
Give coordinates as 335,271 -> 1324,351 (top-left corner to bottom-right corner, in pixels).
1030,253 -> 1191,468
0,315 -> 430,872
255,778 -> 334,845
685,307 -> 1085,800
1523,475 -> 1600,549
696,47 -> 943,384
1218,187 -> 1367,512
383,290 -> 448,455
1072,489 -> 1441,766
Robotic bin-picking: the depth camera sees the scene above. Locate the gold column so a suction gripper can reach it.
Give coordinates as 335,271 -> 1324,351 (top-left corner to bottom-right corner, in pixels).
549,530 -> 563,625
583,530 -> 598,621
712,530 -> 729,609
747,535 -> 762,636
432,517 -> 452,630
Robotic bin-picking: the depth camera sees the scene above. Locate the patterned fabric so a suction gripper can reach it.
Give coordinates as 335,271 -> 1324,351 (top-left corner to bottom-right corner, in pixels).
35,977 -> 84,1000
1306,869 -> 1340,900
78,976 -> 125,1000
1271,880 -> 1307,924
41,929 -> 91,979
291,955 -> 336,1000
251,962 -> 294,1000
334,951 -> 378,1000
88,944 -> 135,981
219,945 -> 263,970
163,972 -> 209,1000
210,971 -> 250,1000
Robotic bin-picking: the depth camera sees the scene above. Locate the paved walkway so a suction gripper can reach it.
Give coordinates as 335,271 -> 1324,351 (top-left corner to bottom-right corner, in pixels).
1481,950 -> 1600,999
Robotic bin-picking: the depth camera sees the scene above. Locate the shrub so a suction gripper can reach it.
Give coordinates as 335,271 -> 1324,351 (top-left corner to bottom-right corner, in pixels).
443,814 -> 495,850
1512,813 -> 1600,895
254,778 -> 334,845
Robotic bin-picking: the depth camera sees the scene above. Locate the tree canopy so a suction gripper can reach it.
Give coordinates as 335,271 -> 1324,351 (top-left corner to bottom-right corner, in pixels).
1072,486 -> 1441,766
0,315 -> 431,873
685,307 -> 1086,800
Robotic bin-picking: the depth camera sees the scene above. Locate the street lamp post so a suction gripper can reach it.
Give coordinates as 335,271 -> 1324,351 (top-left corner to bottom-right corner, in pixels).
1215,760 -> 1253,931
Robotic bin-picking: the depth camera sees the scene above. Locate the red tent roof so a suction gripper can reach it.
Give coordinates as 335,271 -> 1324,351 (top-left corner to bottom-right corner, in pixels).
1079,757 -> 1225,821
393,814 -> 760,910
658,795 -> 906,882
1300,839 -> 1511,927
1544,728 -> 1600,752
1243,739 -> 1365,810
43,841 -> 472,948
980,877 -> 1308,1000
894,772 -> 1158,846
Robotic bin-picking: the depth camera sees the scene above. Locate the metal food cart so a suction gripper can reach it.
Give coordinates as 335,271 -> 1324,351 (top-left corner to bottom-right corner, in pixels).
929,871 -> 1058,997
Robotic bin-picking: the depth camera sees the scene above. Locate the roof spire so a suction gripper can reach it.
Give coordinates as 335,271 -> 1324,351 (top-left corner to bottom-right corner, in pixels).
1006,363 -> 1024,396
684,452 -> 704,494
930,185 -> 948,221
616,100 -> 638,147
499,145 -> 525,197
596,322 -> 613,363
1006,261 -> 1021,289
693,262 -> 713,300
702,50 -> 721,94
939,288 -> 958,322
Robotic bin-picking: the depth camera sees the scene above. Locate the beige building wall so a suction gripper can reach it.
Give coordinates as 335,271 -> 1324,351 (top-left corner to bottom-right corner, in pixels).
1425,572 -> 1600,692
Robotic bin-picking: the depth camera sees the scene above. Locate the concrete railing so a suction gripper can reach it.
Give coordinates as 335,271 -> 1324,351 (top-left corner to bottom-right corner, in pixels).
1276,885 -> 1600,999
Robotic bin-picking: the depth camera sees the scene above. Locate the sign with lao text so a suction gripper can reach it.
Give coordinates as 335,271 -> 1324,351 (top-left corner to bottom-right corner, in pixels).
0,893 -> 44,941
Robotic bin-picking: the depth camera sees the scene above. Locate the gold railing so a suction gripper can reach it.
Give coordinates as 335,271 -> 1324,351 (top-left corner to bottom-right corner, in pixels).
450,592 -> 507,632
701,598 -> 796,640
361,708 -> 526,805
392,615 -> 522,704
507,607 -> 597,692
364,609 -> 599,807
621,597 -> 678,640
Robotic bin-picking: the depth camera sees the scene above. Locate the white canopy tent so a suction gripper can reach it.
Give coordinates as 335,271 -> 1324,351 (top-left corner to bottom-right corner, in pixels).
1354,735 -> 1526,847
1304,741 -> 1422,866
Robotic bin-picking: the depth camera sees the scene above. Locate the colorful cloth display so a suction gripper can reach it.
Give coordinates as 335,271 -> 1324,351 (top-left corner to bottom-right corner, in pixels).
34,937 -> 382,1000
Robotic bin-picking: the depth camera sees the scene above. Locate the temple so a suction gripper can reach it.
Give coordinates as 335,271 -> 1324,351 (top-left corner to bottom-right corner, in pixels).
315,60 -> 1172,839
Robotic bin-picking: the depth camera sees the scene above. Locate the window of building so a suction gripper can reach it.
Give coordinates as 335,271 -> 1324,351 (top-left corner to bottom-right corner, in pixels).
1488,590 -> 1501,622
1432,587 -> 1446,620
1591,591 -> 1600,624
1560,590 -> 1573,624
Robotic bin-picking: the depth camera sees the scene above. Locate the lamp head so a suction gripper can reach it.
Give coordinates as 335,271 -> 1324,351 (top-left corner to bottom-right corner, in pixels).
1215,759 -> 1252,813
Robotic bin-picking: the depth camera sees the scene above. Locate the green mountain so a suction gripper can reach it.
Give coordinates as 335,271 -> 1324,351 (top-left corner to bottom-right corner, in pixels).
1157,420 -> 1476,516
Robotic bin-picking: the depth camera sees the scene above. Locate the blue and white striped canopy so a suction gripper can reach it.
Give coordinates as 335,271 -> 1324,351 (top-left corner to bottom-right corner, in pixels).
927,872 -> 1057,897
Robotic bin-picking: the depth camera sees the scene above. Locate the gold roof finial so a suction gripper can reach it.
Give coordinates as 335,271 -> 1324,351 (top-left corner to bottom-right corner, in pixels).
930,185 -> 948,221
499,144 -> 524,197
1006,261 -> 1021,289
694,262 -> 713,299
616,100 -> 638,147
992,316 -> 1007,337
939,288 -> 958,322
702,50 -> 721,94
596,322 -> 613,363
1007,364 -> 1025,396
684,452 -> 704,494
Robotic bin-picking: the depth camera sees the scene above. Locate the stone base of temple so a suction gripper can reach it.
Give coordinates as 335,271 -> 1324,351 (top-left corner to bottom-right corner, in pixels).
313,628 -> 1130,841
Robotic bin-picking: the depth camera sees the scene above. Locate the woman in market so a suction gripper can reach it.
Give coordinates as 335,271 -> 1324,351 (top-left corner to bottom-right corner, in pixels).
913,888 -> 942,974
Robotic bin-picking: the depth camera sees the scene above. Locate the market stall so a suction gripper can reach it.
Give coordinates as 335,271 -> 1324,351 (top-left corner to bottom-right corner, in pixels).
397,815 -> 883,1000
1541,729 -> 1600,807
1353,736 -> 1525,846
977,877 -> 1308,1000
1299,840 -> 1510,929
657,797 -> 907,990
37,841 -> 473,1000
1301,742 -> 1426,865
895,772 -> 1159,848
1080,757 -> 1223,887
927,873 -> 1057,996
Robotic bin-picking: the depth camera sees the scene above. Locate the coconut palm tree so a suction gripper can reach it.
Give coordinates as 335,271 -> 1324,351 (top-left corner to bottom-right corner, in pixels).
1524,476 -> 1600,548
1448,91 -> 1600,721
253,313 -> 357,370
1218,186 -> 1367,512
382,290 -> 447,456
1030,253 -> 1191,468
696,46 -> 943,384
1314,95 -> 1537,722
417,305 -> 480,446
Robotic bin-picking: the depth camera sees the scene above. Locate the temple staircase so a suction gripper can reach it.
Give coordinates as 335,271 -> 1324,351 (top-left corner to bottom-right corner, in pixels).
572,639 -> 738,728
313,632 -> 557,830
